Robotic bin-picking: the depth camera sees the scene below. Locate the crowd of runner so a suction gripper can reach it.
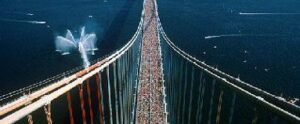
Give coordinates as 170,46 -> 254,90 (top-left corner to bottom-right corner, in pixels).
136,0 -> 166,123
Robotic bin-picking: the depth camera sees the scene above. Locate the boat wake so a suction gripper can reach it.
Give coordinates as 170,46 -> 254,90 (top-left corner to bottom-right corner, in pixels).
0,18 -> 46,25
205,34 -> 247,39
239,12 -> 300,15
4,11 -> 34,16
204,34 -> 282,39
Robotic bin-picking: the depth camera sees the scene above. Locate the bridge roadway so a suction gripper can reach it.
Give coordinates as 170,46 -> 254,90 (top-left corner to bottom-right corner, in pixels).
136,0 -> 167,123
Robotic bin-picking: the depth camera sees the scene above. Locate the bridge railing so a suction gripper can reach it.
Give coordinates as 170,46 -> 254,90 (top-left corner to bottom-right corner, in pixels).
157,16 -> 300,123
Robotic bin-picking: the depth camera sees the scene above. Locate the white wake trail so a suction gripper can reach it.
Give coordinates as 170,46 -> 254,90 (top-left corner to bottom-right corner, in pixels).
0,18 -> 46,25
205,34 -> 247,39
28,21 -> 46,24
4,11 -> 34,16
239,12 -> 300,15
26,13 -> 34,16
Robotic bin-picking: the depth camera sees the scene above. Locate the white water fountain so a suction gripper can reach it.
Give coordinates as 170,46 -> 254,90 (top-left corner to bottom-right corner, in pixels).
55,27 -> 97,68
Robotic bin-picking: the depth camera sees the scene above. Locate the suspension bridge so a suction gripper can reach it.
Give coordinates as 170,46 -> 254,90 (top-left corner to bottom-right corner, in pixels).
0,0 -> 299,123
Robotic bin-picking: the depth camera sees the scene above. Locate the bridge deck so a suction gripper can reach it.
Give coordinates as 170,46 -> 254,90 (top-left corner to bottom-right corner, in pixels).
136,0 -> 166,123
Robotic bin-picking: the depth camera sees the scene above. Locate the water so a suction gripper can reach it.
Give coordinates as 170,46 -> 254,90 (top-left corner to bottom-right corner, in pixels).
0,0 -> 298,124
0,0 -> 142,95
157,0 -> 300,99
0,0 -> 299,119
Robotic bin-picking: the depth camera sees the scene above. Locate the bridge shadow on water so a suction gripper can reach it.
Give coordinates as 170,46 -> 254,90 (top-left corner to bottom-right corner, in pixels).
100,0 -> 138,55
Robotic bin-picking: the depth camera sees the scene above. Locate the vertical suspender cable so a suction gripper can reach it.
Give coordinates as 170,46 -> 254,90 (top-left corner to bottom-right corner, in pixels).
128,50 -> 132,122
228,92 -> 236,124
169,52 -> 173,122
252,108 -> 258,124
27,114 -> 33,124
118,59 -> 124,124
106,67 -> 113,124
44,103 -> 52,124
187,67 -> 195,124
129,49 -> 133,122
127,51 -> 130,123
125,52 -> 129,123
129,49 -> 132,122
195,71 -> 203,124
67,92 -> 75,124
171,54 -> 176,123
86,79 -> 94,124
198,78 -> 206,124
122,53 -> 127,123
96,73 -> 105,124
216,90 -> 224,124
181,62 -> 188,124
169,50 -> 172,105
172,55 -> 178,123
130,46 -> 138,124
127,50 -> 131,122
132,37 -> 141,123
113,62 -> 120,124
173,53 -> 178,123
79,85 -> 87,124
208,79 -> 216,124
129,48 -> 134,122
176,59 -> 184,123
122,55 -> 127,123
117,59 -> 124,124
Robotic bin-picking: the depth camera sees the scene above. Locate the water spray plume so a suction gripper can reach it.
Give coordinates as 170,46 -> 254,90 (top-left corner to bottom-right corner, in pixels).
55,27 -> 97,68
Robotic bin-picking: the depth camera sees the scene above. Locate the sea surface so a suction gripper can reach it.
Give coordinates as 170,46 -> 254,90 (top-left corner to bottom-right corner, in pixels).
0,0 -> 142,95
0,0 -> 299,121
158,0 -> 300,99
